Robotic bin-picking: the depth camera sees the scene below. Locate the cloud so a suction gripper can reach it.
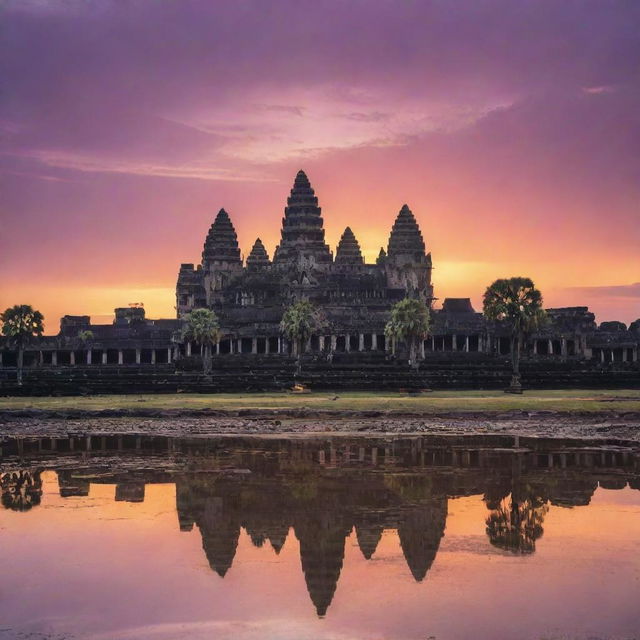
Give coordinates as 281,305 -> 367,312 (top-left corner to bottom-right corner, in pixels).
566,283 -> 640,298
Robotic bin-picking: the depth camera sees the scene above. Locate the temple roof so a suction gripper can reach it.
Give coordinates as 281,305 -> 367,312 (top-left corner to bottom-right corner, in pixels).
335,227 -> 364,265
442,298 -> 475,314
387,204 -> 426,257
202,208 -> 241,265
246,238 -> 271,269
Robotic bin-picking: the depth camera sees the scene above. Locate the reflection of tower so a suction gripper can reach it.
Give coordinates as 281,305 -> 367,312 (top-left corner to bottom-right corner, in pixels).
355,519 -> 384,560
243,515 -> 290,555
174,474 -> 242,577
295,514 -> 351,617
398,497 -> 448,582
199,497 -> 241,578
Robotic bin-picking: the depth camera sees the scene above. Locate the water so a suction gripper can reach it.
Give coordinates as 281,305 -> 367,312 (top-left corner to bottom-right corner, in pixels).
1,433 -> 639,640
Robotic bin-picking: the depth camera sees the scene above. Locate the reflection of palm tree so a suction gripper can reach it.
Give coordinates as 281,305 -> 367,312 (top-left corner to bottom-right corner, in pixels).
1,470 -> 43,511
485,493 -> 548,554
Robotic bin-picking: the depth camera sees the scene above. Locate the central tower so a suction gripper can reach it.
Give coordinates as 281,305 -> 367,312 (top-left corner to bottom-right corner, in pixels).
272,170 -> 332,272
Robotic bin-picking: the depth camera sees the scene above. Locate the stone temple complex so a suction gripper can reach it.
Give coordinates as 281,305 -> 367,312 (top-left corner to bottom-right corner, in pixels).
0,169 -> 639,393
176,170 -> 434,354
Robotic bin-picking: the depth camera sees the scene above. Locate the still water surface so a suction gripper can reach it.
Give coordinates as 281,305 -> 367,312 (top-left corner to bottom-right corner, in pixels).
1,433 -> 639,640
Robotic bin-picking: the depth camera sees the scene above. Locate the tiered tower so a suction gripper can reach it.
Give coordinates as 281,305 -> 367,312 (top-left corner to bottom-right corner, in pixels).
334,227 -> 364,267
386,204 -> 434,303
201,208 -> 243,305
273,170 -> 332,272
246,238 -> 271,270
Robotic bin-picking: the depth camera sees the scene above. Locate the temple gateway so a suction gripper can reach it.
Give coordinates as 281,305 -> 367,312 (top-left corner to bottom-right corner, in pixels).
1,170 -> 639,392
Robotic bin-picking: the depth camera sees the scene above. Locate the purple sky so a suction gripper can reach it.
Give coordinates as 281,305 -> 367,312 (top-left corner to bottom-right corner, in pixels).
1,0 -> 639,328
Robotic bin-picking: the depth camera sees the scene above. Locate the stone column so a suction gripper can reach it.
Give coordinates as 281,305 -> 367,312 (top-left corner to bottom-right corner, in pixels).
151,349 -> 156,364
372,333 -> 378,350
452,334 -> 457,351
548,339 -> 553,355
265,338 -> 270,355
533,340 -> 538,355
86,350 -> 92,365
70,351 -> 75,365
186,341 -> 192,357
600,349 -> 605,364
102,350 -> 107,365
464,336 -> 469,352
561,338 -> 567,358
633,347 -> 638,363
345,333 -> 351,352
237,338 -> 242,354
251,337 -> 257,355
622,348 -> 628,362
277,337 -> 282,354
431,335 -> 436,351
420,339 -> 425,359
319,335 -> 325,351
167,347 -> 172,363
118,350 -> 124,365
216,342 -> 220,355
330,335 -> 337,352
135,348 -> 141,364
359,333 -> 365,351
52,351 -> 58,366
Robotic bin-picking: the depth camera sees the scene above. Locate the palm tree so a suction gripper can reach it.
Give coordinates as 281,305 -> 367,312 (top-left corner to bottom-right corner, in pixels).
181,308 -> 222,375
1,470 -> 43,511
485,491 -> 548,554
1,304 -> 45,385
280,300 -> 325,376
384,297 -> 431,368
483,277 -> 546,393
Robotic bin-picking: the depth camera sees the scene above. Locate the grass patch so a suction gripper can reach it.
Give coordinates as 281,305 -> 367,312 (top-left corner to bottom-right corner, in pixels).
1,390 -> 639,413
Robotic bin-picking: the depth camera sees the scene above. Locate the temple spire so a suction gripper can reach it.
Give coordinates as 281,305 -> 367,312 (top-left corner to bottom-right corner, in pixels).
387,204 -> 426,258
202,208 -> 242,265
246,238 -> 271,269
272,170 -> 332,267
335,227 -> 364,265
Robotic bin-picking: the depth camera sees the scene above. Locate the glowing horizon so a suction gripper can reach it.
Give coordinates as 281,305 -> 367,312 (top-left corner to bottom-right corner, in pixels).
1,1 -> 639,330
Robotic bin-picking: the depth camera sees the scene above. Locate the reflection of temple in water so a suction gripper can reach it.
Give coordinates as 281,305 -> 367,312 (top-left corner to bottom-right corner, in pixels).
2,433 -> 640,615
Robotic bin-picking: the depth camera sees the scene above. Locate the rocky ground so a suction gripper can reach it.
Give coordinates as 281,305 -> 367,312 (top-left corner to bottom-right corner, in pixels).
1,408 -> 639,442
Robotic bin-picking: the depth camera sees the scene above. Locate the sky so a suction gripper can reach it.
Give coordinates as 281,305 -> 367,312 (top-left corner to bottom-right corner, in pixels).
1,0 -> 639,331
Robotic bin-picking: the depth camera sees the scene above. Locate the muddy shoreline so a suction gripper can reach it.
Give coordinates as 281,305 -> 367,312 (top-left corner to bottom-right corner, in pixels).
1,408 -> 639,442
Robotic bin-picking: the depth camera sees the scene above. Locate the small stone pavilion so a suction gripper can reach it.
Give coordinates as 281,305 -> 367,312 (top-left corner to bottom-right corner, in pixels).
0,170 -> 638,378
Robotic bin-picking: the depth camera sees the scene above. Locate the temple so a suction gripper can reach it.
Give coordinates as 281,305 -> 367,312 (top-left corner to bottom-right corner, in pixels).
0,170 -> 639,392
175,169 -> 434,351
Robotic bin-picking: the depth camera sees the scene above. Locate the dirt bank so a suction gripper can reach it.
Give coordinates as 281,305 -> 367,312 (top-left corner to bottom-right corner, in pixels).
1,408 -> 639,442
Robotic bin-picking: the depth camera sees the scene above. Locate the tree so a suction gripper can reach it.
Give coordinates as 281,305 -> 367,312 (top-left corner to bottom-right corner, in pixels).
1,304 -> 44,386
384,297 -> 431,368
280,300 -> 325,376
1,470 -> 43,512
485,489 -> 548,554
181,308 -> 222,375
483,277 -> 546,393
